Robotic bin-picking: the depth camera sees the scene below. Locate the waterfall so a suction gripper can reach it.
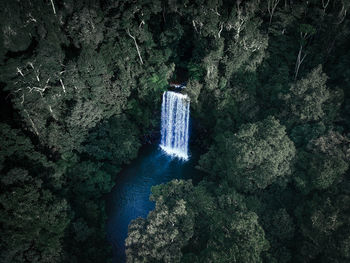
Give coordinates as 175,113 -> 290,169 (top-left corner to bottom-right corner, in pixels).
160,91 -> 190,160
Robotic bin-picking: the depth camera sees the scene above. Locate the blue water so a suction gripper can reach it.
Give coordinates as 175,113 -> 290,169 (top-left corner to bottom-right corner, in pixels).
106,144 -> 203,263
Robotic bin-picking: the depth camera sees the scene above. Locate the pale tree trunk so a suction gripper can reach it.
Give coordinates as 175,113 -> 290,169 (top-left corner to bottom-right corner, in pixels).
35,72 -> 40,82
267,0 -> 280,25
192,20 -> 198,32
192,20 -> 203,35
322,0 -> 330,12
294,31 -> 310,80
28,62 -> 40,82
294,44 -> 307,80
217,23 -> 223,38
59,79 -> 66,93
162,6 -> 166,23
24,109 -> 39,136
234,1 -> 245,40
211,7 -> 220,16
17,67 -> 24,77
126,29 -> 144,65
48,105 -> 58,120
50,0 -> 56,15
336,2 -> 348,24
207,65 -> 215,78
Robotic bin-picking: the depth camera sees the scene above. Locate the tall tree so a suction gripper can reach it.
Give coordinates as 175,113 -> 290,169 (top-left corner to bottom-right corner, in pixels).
199,116 -> 296,192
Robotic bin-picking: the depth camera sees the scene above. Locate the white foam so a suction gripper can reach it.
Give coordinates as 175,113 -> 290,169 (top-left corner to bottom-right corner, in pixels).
160,91 -> 190,160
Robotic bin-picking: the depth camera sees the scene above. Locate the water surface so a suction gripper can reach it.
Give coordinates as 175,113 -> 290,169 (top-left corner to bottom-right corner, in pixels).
106,144 -> 203,262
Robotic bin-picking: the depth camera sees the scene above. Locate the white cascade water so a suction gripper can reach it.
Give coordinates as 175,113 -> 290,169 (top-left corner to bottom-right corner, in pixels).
160,91 -> 190,160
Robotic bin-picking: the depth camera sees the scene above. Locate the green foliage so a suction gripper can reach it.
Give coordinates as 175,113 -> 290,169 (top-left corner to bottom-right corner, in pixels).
127,180 -> 269,263
148,73 -> 168,92
294,131 -> 349,194
68,161 -> 113,199
290,122 -> 326,148
299,23 -> 316,35
223,12 -> 269,74
0,168 -> 69,263
126,180 -> 195,263
284,65 -> 329,124
187,62 -> 205,81
260,208 -> 295,263
64,160 -> 116,263
185,79 -> 202,107
1,0 -> 350,262
190,183 -> 270,263
199,116 -> 296,192
0,124 -> 49,168
83,115 -> 140,165
65,7 -> 104,48
295,191 -> 350,262
197,211 -> 268,263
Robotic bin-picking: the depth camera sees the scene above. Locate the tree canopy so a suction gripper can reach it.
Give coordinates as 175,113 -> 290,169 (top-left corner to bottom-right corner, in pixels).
1,0 -> 350,263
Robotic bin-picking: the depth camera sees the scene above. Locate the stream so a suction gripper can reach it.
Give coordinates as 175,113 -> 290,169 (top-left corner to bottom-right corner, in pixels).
106,144 -> 203,262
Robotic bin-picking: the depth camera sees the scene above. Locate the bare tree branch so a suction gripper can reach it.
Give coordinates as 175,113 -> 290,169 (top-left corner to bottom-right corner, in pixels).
50,0 -> 56,15
17,67 -> 24,77
294,45 -> 307,80
211,7 -> 221,16
192,20 -> 198,32
322,0 -> 330,11
218,23 -> 223,38
267,0 -> 280,25
24,109 -> 39,136
60,78 -> 66,93
126,29 -> 144,65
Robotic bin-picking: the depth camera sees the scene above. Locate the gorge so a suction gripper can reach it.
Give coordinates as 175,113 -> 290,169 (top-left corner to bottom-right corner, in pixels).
107,90 -> 197,262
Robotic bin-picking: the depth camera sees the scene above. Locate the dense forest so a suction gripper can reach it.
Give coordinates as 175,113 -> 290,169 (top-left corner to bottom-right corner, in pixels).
0,0 -> 350,262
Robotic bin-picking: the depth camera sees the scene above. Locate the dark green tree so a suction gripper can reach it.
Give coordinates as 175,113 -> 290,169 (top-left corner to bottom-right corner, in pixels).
126,180 -> 195,263
283,65 -> 329,124
199,116 -> 296,192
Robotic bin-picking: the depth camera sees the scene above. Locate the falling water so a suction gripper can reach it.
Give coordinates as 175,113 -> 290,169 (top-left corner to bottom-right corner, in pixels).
160,91 -> 190,160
